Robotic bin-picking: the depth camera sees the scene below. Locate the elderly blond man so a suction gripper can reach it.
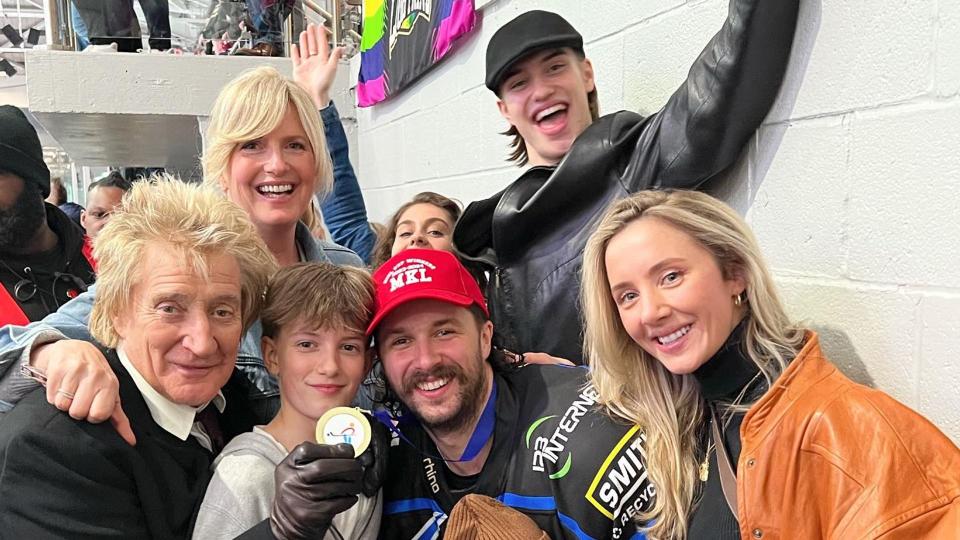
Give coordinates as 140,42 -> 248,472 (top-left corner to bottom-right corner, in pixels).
0,180 -> 282,538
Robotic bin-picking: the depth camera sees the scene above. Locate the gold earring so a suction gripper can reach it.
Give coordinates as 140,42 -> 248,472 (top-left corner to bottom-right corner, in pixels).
734,293 -> 744,306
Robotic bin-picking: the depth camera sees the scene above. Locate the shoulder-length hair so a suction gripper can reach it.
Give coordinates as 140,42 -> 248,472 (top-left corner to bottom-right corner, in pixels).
581,190 -> 805,539
202,66 -> 333,204
89,176 -> 277,348
370,192 -> 462,269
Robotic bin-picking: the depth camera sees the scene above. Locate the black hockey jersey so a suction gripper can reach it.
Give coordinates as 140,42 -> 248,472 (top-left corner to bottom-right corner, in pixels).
380,364 -> 652,539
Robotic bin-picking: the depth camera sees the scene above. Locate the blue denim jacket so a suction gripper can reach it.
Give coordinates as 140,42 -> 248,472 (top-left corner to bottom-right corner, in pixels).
318,102 -> 377,265
0,223 -> 363,421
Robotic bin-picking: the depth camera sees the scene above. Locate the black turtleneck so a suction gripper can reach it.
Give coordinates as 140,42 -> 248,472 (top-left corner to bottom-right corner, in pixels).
693,320 -> 760,403
687,320 -> 764,540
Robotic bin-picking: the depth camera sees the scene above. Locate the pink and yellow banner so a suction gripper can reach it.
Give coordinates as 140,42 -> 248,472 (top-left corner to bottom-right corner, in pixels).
358,0 -> 477,107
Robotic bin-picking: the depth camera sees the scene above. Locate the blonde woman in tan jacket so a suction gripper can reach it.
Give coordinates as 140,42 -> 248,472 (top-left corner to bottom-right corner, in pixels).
581,190 -> 960,540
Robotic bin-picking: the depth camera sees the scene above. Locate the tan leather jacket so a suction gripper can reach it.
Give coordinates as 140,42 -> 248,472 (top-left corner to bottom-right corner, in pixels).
736,332 -> 960,539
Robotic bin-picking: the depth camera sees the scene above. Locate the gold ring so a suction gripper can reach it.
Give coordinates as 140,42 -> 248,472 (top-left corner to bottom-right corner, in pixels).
56,388 -> 75,400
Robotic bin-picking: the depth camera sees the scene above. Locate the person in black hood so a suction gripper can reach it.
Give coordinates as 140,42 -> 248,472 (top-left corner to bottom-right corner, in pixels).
0,105 -> 95,325
454,2 -> 801,364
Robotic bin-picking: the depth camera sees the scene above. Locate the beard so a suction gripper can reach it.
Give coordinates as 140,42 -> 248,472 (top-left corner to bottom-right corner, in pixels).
0,181 -> 46,251
400,352 -> 490,437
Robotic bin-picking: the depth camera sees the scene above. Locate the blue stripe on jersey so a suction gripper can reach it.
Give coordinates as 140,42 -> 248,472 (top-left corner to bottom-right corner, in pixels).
557,512 -> 599,540
416,518 -> 440,540
498,493 -> 557,511
384,498 -> 447,540
384,498 -> 444,515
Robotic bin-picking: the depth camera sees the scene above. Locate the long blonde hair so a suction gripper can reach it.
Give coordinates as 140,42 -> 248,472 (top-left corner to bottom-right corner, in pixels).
581,190 -> 805,539
202,66 -> 333,205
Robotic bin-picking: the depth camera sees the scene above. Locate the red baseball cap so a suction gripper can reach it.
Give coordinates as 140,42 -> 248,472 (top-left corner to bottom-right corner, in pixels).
366,249 -> 488,336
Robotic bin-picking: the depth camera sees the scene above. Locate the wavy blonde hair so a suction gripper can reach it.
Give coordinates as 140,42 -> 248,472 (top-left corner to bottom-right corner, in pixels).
202,66 -> 333,208
581,190 -> 805,539
89,176 -> 278,348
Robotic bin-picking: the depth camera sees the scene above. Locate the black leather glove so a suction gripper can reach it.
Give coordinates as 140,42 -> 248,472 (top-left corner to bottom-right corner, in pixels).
357,413 -> 390,497
270,442 -> 363,540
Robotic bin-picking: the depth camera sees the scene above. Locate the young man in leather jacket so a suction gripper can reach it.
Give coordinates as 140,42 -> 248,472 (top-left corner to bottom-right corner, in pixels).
454,2 -> 801,364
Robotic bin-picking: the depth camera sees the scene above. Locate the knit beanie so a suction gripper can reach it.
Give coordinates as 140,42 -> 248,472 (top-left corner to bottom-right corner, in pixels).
0,105 -> 50,198
445,494 -> 549,540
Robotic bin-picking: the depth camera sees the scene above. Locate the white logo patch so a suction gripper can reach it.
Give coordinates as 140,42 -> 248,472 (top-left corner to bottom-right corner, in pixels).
383,258 -> 437,292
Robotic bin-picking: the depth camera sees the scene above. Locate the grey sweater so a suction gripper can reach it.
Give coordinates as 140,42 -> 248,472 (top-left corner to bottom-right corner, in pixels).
193,427 -> 381,540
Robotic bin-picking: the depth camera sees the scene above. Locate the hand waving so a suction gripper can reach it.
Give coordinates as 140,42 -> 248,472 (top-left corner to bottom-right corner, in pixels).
292,23 -> 345,109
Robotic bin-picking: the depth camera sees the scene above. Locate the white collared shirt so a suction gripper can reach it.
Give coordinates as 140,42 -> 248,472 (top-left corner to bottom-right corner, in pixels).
117,347 -> 226,452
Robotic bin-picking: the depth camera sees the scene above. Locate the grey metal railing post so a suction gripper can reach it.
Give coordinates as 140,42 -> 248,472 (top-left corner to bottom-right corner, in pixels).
302,0 -> 338,44
283,11 -> 294,56
43,0 -> 76,50
331,0 -> 341,47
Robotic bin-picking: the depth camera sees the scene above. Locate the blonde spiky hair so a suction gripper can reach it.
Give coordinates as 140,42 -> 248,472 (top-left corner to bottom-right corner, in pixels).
89,176 -> 278,347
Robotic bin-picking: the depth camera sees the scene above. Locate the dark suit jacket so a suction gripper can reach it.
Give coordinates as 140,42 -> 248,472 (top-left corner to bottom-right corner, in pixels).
0,350 -> 216,539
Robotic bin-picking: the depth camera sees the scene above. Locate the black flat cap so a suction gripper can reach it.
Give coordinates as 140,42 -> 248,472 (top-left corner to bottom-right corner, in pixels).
485,10 -> 583,93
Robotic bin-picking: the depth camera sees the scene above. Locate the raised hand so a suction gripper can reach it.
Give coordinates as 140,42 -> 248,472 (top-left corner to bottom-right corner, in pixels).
291,23 -> 345,109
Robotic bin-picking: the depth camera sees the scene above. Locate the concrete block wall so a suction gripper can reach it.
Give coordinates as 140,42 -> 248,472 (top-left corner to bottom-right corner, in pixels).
352,0 -> 960,443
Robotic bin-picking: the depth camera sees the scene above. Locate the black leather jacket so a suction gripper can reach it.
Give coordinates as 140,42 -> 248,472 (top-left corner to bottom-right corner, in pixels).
455,0 -> 800,363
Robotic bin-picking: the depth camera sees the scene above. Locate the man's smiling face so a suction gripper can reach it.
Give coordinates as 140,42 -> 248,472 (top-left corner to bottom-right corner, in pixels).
496,47 -> 596,167
377,299 -> 493,436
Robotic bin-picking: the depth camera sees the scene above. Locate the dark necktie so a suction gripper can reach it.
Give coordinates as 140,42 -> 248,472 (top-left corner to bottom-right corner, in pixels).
195,405 -> 225,454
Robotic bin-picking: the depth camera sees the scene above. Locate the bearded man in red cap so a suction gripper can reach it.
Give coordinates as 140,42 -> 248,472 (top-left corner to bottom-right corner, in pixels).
369,249 -> 651,539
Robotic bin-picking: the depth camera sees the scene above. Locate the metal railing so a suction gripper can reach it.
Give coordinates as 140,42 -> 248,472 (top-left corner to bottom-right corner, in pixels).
42,0 -> 74,50
297,0 -> 362,54
23,0 -> 362,56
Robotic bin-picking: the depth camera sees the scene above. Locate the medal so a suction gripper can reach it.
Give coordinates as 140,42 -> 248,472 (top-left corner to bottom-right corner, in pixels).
316,407 -> 372,457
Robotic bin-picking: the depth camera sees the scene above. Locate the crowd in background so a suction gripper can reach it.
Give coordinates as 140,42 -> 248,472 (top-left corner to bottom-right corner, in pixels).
70,0 -> 310,56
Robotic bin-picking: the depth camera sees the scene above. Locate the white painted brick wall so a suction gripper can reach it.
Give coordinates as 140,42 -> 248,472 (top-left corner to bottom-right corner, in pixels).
352,0 -> 960,443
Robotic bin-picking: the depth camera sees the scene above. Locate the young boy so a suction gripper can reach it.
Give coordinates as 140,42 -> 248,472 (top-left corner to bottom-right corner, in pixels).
194,263 -> 382,540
